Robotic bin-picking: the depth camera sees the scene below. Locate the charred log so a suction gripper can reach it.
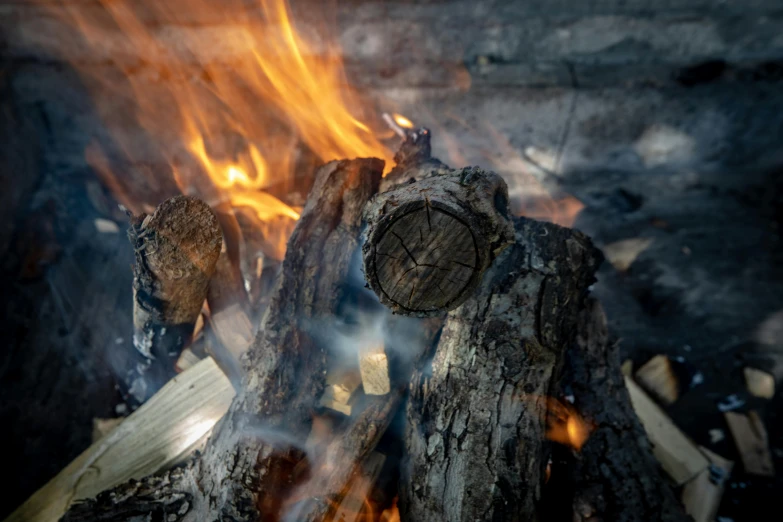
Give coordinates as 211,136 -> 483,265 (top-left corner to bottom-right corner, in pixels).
362,167 -> 515,317
399,217 -> 602,522
550,298 -> 690,522
123,195 -> 222,407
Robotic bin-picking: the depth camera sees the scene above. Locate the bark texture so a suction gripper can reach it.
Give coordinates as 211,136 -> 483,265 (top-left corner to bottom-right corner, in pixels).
124,195 -> 222,407
562,298 -> 690,522
190,157 -> 384,522
400,217 -> 602,522
363,167 -> 515,317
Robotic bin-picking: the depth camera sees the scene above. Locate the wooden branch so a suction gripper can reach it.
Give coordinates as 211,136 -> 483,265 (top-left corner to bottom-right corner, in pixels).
191,158 -> 384,521
555,298 -> 691,522
123,195 -> 222,406
379,127 -> 450,193
400,217 -> 601,521
5,357 -> 234,522
362,167 -> 515,317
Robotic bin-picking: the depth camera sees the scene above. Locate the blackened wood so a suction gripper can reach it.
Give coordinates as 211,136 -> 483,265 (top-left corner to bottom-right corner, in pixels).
363,167 -> 515,317
123,195 -> 222,407
400,217 -> 602,522
379,127 -> 450,193
191,157 -> 384,522
60,467 -> 193,522
562,298 -> 690,522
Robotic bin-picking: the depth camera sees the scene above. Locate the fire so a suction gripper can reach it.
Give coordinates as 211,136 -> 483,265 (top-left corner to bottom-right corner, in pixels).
393,114 -> 414,129
544,397 -> 593,452
49,0 -> 394,244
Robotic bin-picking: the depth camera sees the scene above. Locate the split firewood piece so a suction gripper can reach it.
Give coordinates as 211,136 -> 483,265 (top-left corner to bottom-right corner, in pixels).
124,195 -> 222,407
91,417 -> 124,443
625,375 -> 709,484
562,299 -> 691,522
6,357 -> 234,522
635,354 -> 679,405
621,359 -> 634,376
724,410 -> 775,477
205,203 -> 253,388
744,367 -> 775,399
332,452 -> 387,522
362,166 -> 515,317
401,217 -> 602,521
175,347 -> 203,372
359,344 -> 391,395
319,369 -> 362,415
682,446 -> 733,522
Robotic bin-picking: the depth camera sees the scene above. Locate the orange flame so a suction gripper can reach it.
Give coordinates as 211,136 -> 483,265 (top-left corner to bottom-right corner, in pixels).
380,498 -> 401,522
49,0 -> 394,245
544,397 -> 592,451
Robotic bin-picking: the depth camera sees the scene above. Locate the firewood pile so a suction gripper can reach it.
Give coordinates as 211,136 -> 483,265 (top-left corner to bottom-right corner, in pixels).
5,126 -> 777,522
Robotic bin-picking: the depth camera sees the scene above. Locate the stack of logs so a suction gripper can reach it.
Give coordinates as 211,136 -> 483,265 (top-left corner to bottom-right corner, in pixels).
7,128 -> 698,522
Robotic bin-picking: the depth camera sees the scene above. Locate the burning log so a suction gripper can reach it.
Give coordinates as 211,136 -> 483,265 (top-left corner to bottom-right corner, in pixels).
362,166 -> 515,317
553,298 -> 692,522
123,195 -> 222,406
400,216 -> 601,521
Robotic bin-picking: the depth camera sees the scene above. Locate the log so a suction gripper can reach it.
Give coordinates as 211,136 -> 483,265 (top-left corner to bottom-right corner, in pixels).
681,446 -> 733,522
724,410 -> 775,477
400,216 -> 602,521
554,298 -> 691,522
362,167 -> 515,317
123,195 -> 222,407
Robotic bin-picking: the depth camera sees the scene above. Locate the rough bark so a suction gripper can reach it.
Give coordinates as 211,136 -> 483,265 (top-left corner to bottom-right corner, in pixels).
362,167 -> 515,317
379,127 -> 450,193
57,157 -> 384,522
400,217 -> 602,522
555,298 -> 690,522
123,195 -> 222,407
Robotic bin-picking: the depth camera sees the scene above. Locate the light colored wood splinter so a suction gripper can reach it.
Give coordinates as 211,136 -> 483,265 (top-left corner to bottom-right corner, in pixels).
624,375 -> 709,485
359,344 -> 391,396
635,354 -> 679,405
319,369 -> 362,415
5,357 -> 234,522
743,367 -> 775,399
724,410 -> 775,477
681,446 -> 733,522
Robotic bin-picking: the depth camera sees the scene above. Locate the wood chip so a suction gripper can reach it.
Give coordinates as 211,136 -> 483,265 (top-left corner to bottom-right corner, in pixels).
602,237 -> 653,271
6,357 -> 235,522
743,367 -> 775,399
724,410 -> 775,477
319,369 -> 362,415
625,376 -> 709,484
359,345 -> 391,396
682,446 -> 733,522
635,355 -> 679,405
93,218 -> 120,234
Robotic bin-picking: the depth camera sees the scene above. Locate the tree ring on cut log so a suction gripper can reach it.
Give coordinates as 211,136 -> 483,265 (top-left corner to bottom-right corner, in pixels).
363,167 -> 515,317
372,199 -> 482,314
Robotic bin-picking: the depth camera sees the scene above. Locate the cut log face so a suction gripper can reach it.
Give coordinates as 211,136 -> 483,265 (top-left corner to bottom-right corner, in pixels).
363,167 -> 515,317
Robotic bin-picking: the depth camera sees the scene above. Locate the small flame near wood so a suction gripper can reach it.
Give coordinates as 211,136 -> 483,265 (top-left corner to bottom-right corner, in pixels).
544,397 -> 593,452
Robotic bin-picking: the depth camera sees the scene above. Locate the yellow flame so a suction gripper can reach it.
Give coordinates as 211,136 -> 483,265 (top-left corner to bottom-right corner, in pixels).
393,114 -> 414,129
544,397 -> 592,451
49,0 -> 393,238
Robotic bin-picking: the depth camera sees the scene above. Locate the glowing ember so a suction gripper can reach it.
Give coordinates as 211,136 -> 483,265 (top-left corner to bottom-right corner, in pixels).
544,397 -> 592,451
393,114 -> 414,129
